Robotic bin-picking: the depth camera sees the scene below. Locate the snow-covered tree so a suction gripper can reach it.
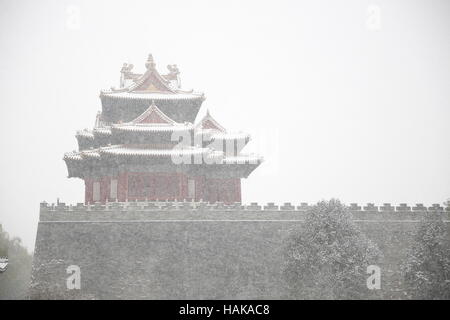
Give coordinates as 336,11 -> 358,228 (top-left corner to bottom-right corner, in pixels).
284,199 -> 381,299
401,212 -> 450,299
444,198 -> 450,208
0,224 -> 33,299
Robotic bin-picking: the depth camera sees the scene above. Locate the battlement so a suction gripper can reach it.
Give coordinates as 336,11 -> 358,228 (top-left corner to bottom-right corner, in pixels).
40,200 -> 450,214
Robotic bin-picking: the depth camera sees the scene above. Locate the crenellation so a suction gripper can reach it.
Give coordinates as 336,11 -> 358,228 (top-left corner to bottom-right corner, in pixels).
395,203 -> 411,212
296,203 -> 309,211
56,202 -> 67,211
246,202 -> 262,210
228,202 -> 244,210
264,202 -> 279,210
38,201 -> 448,214
349,203 -> 362,211
92,202 -> 104,211
428,204 -> 444,211
412,203 -> 427,212
380,203 -> 395,212
223,202 -> 237,210
75,203 -> 87,211
108,202 -> 123,210
363,203 -> 378,212
40,202 -> 51,213
280,202 -> 295,210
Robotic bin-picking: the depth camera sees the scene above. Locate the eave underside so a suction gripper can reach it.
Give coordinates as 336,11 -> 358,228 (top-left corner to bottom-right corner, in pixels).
64,158 -> 260,179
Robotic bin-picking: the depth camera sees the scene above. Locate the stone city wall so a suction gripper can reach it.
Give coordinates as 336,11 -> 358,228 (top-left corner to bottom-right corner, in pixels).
30,201 -> 450,299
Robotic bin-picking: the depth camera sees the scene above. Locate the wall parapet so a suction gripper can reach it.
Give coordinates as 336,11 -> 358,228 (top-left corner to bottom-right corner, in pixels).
40,200 -> 450,214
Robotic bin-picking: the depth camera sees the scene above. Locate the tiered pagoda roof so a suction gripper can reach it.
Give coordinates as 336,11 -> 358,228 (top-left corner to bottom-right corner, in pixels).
64,54 -> 262,203
66,100 -> 261,178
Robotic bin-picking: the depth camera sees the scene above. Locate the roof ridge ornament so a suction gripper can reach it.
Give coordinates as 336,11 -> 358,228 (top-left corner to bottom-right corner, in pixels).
121,63 -> 134,74
167,64 -> 179,75
145,53 -> 156,69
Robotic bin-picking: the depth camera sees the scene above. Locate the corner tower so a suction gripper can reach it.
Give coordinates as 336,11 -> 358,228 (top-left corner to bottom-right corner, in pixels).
64,54 -> 262,204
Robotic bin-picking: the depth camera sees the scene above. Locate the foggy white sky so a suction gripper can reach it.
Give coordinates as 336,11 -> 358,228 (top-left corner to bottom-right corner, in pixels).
0,0 -> 449,250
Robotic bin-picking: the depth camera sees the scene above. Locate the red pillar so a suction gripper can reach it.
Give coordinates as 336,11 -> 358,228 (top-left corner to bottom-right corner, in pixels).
117,172 -> 128,202
235,178 -> 241,203
84,178 -> 93,204
195,176 -> 204,201
100,177 -> 110,203
178,173 -> 184,200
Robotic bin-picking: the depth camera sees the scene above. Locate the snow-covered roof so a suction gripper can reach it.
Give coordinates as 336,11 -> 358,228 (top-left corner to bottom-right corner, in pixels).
65,145 -> 263,163
112,123 -> 193,133
76,130 -> 94,139
63,153 -> 83,161
100,145 -> 210,157
195,110 -> 226,132
65,145 -> 215,160
101,91 -> 204,101
77,126 -> 113,138
110,101 -> 194,133
101,54 -> 204,100
64,149 -> 100,161
93,127 -> 112,135
131,101 -> 176,124
82,150 -> 102,159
